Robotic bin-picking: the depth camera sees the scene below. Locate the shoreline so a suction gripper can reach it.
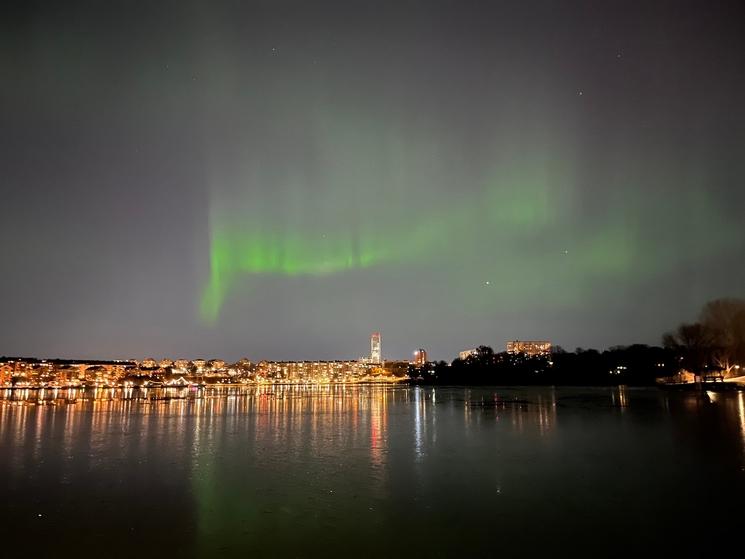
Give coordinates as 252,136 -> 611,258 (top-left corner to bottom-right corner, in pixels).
1,381 -> 742,391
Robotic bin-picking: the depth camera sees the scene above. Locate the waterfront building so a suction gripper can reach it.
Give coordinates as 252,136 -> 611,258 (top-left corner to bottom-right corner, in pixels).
56,366 -> 81,386
256,360 -> 374,382
0,363 -> 12,386
506,340 -> 552,356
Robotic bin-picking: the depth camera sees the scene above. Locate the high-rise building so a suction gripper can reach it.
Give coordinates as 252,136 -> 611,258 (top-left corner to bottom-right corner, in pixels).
506,340 -> 552,356
412,349 -> 428,366
370,332 -> 382,364
459,348 -> 478,360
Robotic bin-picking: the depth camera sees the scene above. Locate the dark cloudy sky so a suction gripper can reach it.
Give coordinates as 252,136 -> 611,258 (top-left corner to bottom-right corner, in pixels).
2,0 -> 744,361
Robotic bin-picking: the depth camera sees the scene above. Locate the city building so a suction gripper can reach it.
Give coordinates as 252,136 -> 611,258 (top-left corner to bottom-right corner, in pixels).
412,349 -> 428,366
506,340 -> 552,356
255,360 -> 381,382
459,348 -> 478,360
139,358 -> 158,369
370,332 -> 382,364
0,362 -> 13,387
173,359 -> 190,372
207,359 -> 226,371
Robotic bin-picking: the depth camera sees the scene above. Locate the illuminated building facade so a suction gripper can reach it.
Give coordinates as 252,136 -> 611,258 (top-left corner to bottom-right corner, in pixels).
0,332 -> 399,388
173,359 -> 190,372
506,340 -> 552,356
0,363 -> 13,387
207,359 -> 226,371
370,332 -> 382,364
0,359 -> 135,388
413,349 -> 428,365
459,348 -> 478,360
139,358 -> 158,369
256,360 -> 382,382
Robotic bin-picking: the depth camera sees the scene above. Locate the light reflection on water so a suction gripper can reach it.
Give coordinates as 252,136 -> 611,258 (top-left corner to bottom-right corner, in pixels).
1,385 -> 745,558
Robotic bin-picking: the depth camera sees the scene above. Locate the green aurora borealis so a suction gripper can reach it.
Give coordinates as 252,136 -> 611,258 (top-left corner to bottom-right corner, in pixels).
3,1 -> 745,360
201,119 -> 741,328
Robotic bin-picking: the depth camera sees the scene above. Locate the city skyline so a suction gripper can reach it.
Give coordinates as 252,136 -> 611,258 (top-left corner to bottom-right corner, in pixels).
0,332 -> 546,364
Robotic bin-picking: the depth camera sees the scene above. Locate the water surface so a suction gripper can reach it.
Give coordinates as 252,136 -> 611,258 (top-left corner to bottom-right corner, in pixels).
1,386 -> 744,557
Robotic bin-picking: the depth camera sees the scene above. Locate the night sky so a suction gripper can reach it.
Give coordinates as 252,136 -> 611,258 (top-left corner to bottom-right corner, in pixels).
2,0 -> 744,361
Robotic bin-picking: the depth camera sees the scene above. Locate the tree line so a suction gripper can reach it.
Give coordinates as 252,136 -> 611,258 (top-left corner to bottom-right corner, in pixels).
662,298 -> 745,377
410,298 -> 745,386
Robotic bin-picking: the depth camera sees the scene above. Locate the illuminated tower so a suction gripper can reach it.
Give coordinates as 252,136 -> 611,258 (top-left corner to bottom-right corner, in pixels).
370,332 -> 382,364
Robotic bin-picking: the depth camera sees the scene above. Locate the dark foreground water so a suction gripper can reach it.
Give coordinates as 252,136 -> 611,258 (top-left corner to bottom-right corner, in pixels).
1,385 -> 744,558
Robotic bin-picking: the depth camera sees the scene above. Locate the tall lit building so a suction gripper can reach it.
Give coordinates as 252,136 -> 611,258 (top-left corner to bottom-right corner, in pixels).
506,340 -> 552,356
413,349 -> 428,366
370,332 -> 382,364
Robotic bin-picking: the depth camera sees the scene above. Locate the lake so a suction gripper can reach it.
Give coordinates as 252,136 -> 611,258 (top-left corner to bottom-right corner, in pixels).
1,385 -> 744,557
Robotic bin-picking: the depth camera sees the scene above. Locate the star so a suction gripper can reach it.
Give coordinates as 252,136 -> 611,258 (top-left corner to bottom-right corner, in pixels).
484,281 -> 490,286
